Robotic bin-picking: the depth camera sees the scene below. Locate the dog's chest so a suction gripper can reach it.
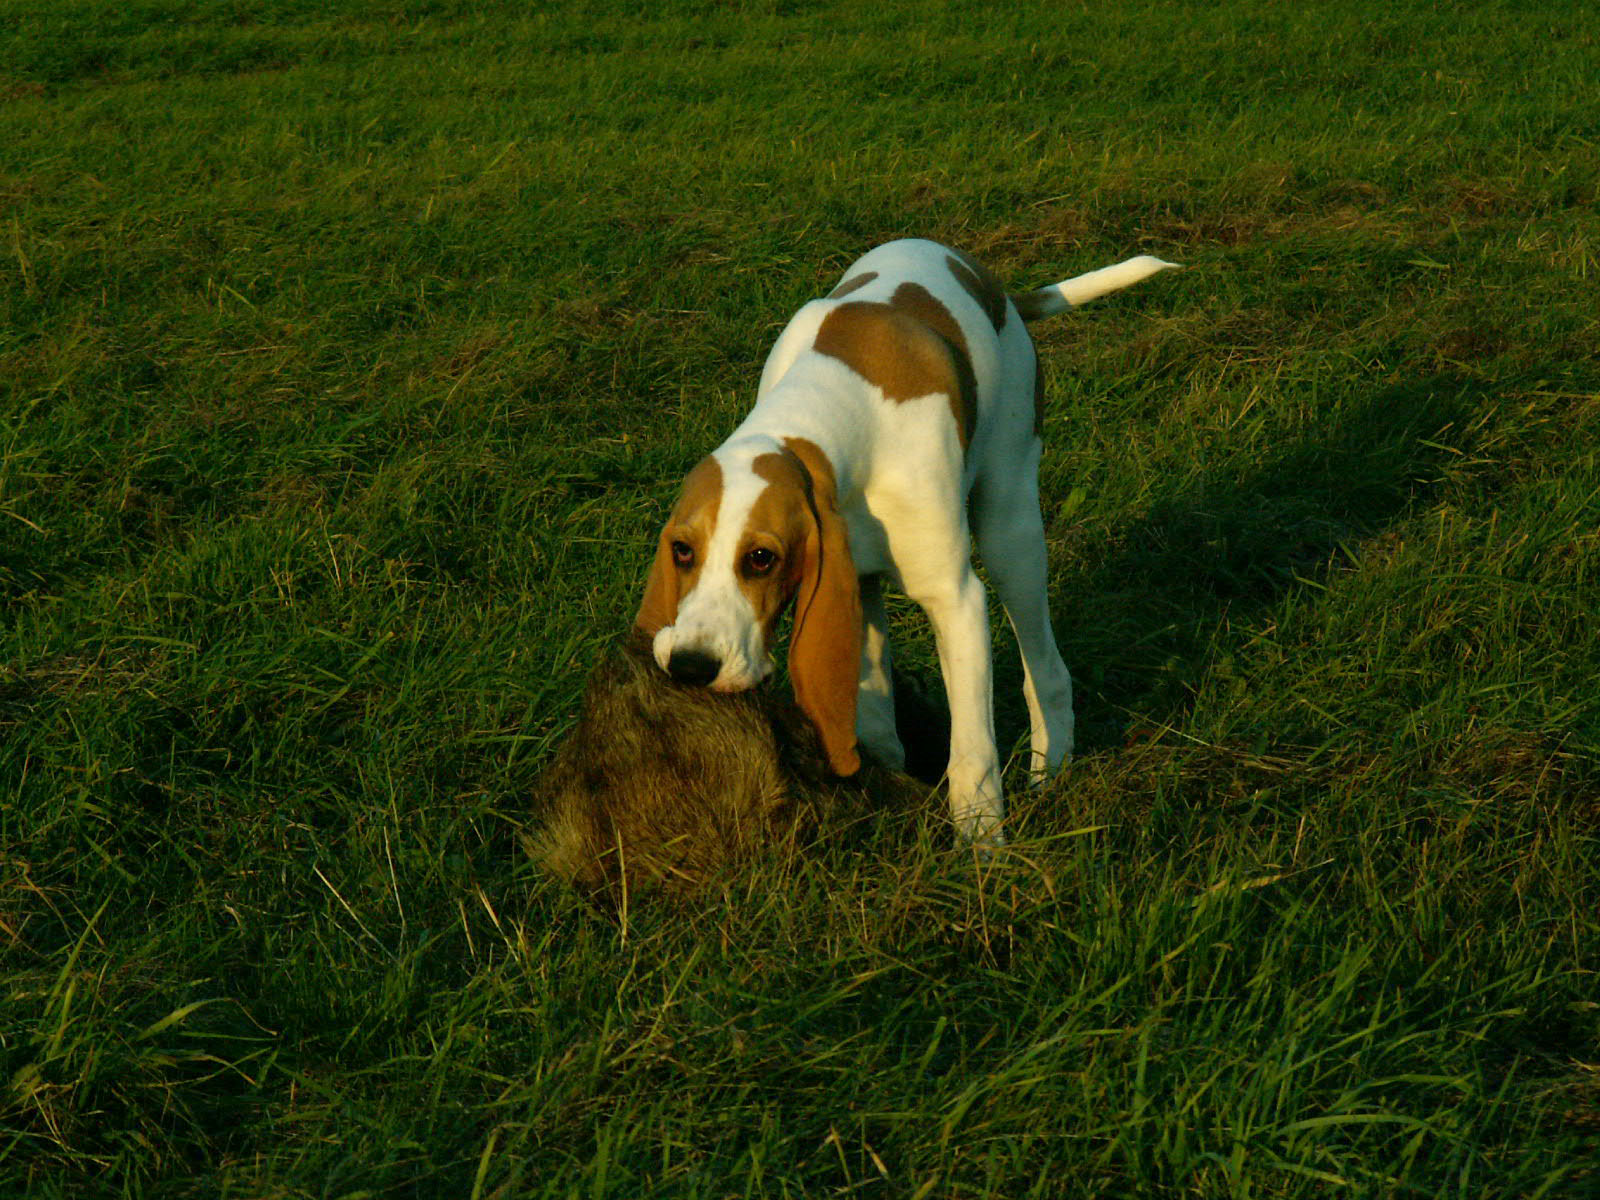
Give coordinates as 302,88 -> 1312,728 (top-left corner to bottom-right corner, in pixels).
842,500 -> 894,580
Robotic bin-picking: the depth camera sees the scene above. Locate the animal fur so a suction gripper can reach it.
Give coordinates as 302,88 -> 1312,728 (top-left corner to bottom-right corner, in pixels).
632,239 -> 1178,843
535,634 -> 936,902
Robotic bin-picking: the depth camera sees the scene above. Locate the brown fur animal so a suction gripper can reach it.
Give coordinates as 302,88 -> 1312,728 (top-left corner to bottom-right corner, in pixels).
535,634 -> 936,902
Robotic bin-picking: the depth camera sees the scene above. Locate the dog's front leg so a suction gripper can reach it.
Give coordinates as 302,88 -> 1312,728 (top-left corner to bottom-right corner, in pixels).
854,573 -> 905,770
916,567 -> 1003,845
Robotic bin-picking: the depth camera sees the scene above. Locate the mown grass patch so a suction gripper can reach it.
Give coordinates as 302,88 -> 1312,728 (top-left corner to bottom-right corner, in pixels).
2,1 -> 1596,1195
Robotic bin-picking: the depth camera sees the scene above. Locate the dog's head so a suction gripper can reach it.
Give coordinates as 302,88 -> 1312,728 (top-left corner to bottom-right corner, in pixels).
635,436 -> 861,776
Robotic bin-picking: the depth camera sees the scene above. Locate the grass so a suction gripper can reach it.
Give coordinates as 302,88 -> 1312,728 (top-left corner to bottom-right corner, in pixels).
2,0 -> 1597,1195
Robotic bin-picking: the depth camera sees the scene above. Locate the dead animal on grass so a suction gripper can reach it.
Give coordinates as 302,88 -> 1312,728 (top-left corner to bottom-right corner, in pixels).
534,634 -> 937,902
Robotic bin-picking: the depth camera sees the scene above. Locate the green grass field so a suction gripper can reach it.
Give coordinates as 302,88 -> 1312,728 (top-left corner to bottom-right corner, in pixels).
3,1 -> 1598,1195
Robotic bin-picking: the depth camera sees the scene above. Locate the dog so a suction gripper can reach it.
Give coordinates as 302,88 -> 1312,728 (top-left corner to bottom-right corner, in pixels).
635,239 -> 1177,843
536,634 -> 935,901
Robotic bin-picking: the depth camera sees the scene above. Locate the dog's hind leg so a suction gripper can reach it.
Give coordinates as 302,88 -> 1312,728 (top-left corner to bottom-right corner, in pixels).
970,436 -> 1075,785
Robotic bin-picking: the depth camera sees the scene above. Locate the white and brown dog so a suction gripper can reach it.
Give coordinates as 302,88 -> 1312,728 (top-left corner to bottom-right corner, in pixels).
636,239 -> 1176,843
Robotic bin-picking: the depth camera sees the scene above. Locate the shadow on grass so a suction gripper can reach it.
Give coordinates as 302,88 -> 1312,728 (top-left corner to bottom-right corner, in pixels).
998,372 -> 1493,754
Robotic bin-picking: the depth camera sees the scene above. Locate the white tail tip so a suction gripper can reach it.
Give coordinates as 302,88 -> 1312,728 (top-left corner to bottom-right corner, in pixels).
1013,255 -> 1181,322
1057,256 -> 1181,307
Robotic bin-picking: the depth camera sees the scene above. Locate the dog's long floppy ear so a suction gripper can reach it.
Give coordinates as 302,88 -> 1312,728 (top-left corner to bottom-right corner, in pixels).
784,439 -> 861,777
634,531 -> 679,636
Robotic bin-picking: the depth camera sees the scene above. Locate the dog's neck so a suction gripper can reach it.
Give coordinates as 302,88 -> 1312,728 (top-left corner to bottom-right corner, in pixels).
722,353 -> 874,501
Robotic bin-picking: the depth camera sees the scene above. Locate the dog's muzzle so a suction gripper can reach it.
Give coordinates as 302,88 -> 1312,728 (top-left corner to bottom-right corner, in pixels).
666,648 -> 722,687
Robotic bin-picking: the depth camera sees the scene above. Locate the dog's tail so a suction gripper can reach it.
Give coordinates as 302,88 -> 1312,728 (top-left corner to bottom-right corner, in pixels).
1011,255 -> 1180,323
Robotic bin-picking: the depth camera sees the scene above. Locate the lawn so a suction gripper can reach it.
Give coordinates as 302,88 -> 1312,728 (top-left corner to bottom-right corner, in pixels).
1,1 -> 1597,1195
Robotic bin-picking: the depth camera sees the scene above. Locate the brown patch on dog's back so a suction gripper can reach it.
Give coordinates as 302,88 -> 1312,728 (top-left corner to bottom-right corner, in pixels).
813,285 -> 978,449
813,303 -> 949,405
945,250 -> 1008,332
885,283 -> 979,448
828,271 -> 878,299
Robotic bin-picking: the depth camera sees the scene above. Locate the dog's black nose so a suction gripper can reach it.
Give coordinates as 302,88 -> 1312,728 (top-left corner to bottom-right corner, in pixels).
667,648 -> 721,686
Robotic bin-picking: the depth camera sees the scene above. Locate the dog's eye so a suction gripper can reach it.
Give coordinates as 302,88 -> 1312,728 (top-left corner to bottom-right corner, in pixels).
743,547 -> 778,575
671,540 -> 694,568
